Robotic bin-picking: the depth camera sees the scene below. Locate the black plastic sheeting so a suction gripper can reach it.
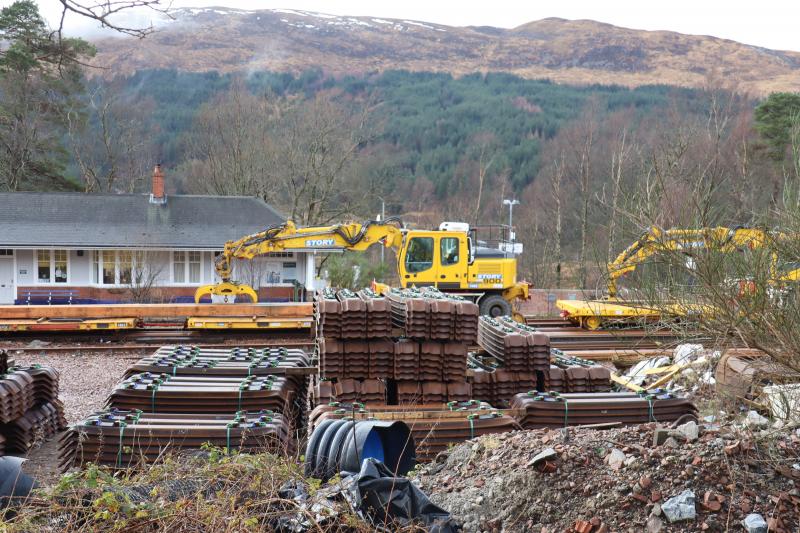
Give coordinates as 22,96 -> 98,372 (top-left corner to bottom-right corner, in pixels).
344,458 -> 459,532
0,457 -> 37,510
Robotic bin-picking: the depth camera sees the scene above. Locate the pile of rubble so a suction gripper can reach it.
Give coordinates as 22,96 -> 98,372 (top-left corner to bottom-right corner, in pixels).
415,418 -> 800,532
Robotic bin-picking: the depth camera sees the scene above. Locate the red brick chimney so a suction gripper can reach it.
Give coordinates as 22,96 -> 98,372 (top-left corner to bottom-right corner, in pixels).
150,164 -> 166,205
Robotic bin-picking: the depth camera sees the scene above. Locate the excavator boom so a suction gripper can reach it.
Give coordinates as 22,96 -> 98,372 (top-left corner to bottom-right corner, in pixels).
195,218 -> 404,303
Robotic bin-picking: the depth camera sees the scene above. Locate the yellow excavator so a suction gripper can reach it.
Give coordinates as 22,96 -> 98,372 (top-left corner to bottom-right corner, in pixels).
557,226 -> 798,329
195,218 -> 530,317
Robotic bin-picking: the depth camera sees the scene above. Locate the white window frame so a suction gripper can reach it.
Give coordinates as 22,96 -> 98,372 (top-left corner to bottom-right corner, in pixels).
171,250 -> 205,285
91,250 -> 137,287
34,249 -> 70,285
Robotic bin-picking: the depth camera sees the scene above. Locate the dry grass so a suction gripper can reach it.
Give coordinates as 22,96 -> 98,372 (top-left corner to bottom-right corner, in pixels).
4,448 -> 386,532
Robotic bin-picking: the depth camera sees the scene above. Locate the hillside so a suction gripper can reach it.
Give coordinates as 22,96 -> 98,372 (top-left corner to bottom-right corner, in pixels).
90,7 -> 800,94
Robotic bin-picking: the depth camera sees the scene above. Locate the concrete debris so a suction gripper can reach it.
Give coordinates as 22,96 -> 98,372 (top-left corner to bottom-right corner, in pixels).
527,447 -> 557,468
646,514 -> 664,533
742,513 -> 768,533
660,489 -> 696,523
675,420 -> 700,442
605,448 -> 626,471
745,410 -> 769,429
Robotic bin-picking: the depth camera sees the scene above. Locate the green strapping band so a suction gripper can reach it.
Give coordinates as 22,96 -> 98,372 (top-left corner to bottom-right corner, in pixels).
468,414 -> 476,439
151,384 -> 159,412
563,398 -> 569,429
116,422 -> 127,468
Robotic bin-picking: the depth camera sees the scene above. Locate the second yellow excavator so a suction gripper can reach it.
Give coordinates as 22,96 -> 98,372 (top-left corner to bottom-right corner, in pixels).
557,226 -> 799,329
195,218 -> 529,317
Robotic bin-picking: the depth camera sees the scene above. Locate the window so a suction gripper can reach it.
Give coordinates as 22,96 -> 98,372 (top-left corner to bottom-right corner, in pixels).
0,249 -> 13,256
103,252 -> 115,284
93,251 -> 139,286
118,251 -> 132,285
188,251 -> 201,283
37,250 -> 51,283
54,250 -> 67,283
173,251 -> 203,284
173,252 -> 185,283
36,250 -> 68,284
92,251 -> 99,284
405,237 -> 434,273
440,237 -> 460,266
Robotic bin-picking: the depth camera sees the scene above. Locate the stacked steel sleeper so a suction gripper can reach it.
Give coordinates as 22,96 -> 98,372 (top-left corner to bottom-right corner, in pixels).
0,363 -> 66,454
107,373 -> 295,414
511,391 -> 698,429
478,316 -> 551,382
60,410 -> 292,470
124,346 -> 310,378
313,288 -> 474,407
386,287 -> 478,343
60,345 -> 309,469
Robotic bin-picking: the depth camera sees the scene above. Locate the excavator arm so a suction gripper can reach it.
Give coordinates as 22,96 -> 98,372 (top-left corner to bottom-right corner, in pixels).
195,218 -> 404,303
606,226 -> 771,298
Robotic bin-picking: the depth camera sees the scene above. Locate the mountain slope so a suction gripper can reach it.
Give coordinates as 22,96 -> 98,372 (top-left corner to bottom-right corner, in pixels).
91,8 -> 800,93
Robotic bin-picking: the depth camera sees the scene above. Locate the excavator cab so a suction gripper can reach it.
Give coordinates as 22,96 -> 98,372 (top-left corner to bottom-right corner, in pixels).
397,224 -> 525,316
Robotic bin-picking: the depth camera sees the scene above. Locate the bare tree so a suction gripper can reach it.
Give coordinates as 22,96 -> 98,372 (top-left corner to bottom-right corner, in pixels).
67,82 -> 155,192
273,93 -> 376,225
182,79 -> 279,198
550,153 -> 566,288
607,128 -> 629,264
185,85 -> 378,225
126,251 -> 165,303
55,1 -> 171,39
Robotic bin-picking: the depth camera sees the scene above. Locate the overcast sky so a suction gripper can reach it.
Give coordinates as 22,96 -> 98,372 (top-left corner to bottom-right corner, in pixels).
12,0 -> 800,52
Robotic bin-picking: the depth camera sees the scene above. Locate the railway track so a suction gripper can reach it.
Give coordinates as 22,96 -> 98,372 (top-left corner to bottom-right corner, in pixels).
0,329 -> 315,352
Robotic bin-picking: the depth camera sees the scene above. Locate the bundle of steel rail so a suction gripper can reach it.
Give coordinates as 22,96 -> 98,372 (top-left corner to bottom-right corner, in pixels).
510,391 -> 697,429
386,287 -> 478,342
308,401 -> 517,462
59,409 -> 292,469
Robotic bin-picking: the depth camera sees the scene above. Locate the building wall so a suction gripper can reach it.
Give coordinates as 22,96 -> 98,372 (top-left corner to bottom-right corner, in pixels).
12,248 -> 308,303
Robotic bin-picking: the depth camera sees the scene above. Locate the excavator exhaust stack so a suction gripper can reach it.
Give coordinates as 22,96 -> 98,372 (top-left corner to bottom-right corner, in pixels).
194,282 -> 259,304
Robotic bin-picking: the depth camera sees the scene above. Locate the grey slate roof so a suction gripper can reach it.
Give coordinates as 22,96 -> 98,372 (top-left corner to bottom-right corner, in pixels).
0,192 -> 285,249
